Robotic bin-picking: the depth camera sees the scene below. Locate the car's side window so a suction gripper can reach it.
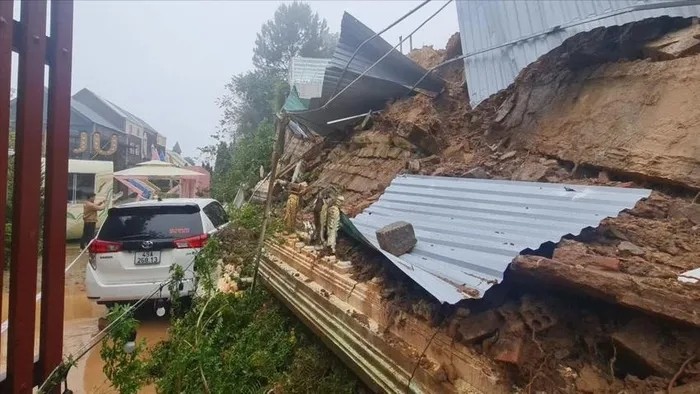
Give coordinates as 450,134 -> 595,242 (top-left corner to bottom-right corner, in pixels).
204,203 -> 226,228
214,202 -> 229,224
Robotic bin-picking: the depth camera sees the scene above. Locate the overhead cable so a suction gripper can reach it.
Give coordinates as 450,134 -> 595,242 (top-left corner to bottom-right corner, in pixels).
329,0 -> 432,98
322,0 -> 454,110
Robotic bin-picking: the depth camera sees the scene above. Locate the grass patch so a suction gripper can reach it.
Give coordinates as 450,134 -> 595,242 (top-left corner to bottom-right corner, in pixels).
99,203 -> 363,393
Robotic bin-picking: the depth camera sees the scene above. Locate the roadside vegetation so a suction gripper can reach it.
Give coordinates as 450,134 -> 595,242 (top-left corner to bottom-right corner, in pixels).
204,1 -> 336,201
96,4 -> 364,392
101,204 -> 361,393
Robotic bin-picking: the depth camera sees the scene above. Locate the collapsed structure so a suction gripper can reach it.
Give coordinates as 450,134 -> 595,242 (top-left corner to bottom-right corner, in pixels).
251,3 -> 700,393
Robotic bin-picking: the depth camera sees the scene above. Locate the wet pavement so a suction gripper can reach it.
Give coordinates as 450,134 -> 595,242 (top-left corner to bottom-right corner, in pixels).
1,245 -> 169,393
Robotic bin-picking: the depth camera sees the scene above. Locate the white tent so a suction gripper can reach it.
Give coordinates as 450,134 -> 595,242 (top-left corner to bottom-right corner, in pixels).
114,160 -> 203,178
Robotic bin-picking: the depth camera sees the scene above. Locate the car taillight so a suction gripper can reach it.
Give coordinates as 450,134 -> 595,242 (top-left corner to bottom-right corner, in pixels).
89,240 -> 123,254
174,234 -> 208,249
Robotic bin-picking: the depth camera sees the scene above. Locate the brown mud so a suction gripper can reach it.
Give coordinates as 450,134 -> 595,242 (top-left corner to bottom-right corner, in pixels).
0,246 -> 168,393
278,15 -> 700,394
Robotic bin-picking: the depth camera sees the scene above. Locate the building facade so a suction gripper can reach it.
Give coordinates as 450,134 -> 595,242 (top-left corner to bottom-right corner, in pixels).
72,88 -> 167,167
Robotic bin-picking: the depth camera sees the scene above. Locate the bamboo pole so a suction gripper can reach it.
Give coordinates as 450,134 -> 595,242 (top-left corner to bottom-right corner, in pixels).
251,114 -> 288,290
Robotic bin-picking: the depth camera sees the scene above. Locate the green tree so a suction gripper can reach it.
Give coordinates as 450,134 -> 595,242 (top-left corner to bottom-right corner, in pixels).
213,142 -> 232,179
212,121 -> 276,202
253,1 -> 335,76
218,70 -> 280,139
207,2 -> 337,203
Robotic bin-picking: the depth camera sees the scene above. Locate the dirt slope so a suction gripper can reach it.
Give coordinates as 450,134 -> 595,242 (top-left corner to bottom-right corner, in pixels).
501,55 -> 700,189
287,16 -> 700,393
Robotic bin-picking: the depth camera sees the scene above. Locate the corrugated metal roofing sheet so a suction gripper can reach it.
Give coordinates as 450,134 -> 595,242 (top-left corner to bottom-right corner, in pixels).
321,12 -> 444,100
346,175 -> 651,304
288,57 -> 330,99
456,0 -> 700,106
289,12 -> 444,135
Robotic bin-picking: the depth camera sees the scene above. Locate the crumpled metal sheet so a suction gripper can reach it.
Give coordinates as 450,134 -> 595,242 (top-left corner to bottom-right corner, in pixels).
289,12 -> 444,135
345,174 -> 651,304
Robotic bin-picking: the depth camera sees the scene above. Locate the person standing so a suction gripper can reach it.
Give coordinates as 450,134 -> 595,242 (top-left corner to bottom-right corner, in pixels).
81,193 -> 105,249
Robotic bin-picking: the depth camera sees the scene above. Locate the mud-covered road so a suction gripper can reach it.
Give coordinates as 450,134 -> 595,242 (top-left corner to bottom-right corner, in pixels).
1,245 -> 168,393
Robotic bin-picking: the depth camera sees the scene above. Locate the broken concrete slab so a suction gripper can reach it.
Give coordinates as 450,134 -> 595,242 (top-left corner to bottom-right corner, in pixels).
618,241 -> 645,257
511,255 -> 700,328
519,296 -> 557,332
404,124 -> 440,155
644,23 -> 700,61
511,161 -> 550,181
611,319 -> 677,377
407,159 -> 421,172
668,202 -> 700,225
376,221 -> 417,257
678,267 -> 700,284
488,336 -> 523,366
456,310 -> 502,343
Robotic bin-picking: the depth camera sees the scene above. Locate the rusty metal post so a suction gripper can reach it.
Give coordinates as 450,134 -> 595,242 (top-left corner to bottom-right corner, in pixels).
8,0 -> 48,392
0,0 -> 13,367
40,0 -> 73,386
251,114 -> 288,290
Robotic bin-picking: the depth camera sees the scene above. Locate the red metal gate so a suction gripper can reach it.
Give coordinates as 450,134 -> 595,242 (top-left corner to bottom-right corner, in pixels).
0,1 -> 73,392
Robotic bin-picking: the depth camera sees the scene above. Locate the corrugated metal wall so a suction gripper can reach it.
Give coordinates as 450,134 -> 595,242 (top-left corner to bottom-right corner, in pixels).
456,0 -> 700,106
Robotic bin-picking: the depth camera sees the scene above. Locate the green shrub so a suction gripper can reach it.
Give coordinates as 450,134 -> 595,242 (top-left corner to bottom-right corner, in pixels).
98,201 -> 361,393
212,121 -> 276,202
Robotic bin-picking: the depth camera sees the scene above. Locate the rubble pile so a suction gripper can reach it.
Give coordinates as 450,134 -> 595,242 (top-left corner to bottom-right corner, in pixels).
272,16 -> 700,393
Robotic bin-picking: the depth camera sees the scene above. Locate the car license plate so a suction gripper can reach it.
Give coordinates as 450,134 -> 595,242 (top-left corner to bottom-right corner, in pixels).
135,251 -> 161,265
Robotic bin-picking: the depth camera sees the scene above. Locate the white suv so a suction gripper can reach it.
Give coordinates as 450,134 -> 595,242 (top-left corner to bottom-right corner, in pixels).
85,198 -> 229,305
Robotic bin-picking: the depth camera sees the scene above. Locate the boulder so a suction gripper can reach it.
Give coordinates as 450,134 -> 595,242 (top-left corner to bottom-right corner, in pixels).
376,221 -> 417,256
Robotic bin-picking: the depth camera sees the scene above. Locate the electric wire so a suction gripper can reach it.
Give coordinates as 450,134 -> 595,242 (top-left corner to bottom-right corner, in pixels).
289,0 -> 452,120
38,246 -> 203,392
0,240 -> 93,334
328,0 -> 432,98
321,0 -> 454,110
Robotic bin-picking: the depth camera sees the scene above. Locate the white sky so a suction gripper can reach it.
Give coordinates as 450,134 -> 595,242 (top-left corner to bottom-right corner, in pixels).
15,1 -> 459,159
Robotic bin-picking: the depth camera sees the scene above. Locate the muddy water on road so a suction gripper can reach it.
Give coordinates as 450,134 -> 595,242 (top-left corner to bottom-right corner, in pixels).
1,245 -> 168,393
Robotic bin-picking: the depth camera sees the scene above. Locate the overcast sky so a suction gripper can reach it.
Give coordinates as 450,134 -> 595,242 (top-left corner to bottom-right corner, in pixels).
18,1 -> 459,159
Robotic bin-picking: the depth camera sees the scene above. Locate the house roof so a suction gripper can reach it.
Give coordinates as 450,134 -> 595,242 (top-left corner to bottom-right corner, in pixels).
9,87 -> 123,133
75,88 -> 158,132
105,98 -> 157,131
70,99 -> 122,132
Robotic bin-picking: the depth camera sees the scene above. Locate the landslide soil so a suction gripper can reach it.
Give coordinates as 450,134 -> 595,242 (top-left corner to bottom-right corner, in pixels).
296,17 -> 700,393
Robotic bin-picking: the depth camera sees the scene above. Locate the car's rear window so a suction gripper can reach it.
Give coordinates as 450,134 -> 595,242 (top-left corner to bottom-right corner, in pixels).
99,205 -> 203,242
